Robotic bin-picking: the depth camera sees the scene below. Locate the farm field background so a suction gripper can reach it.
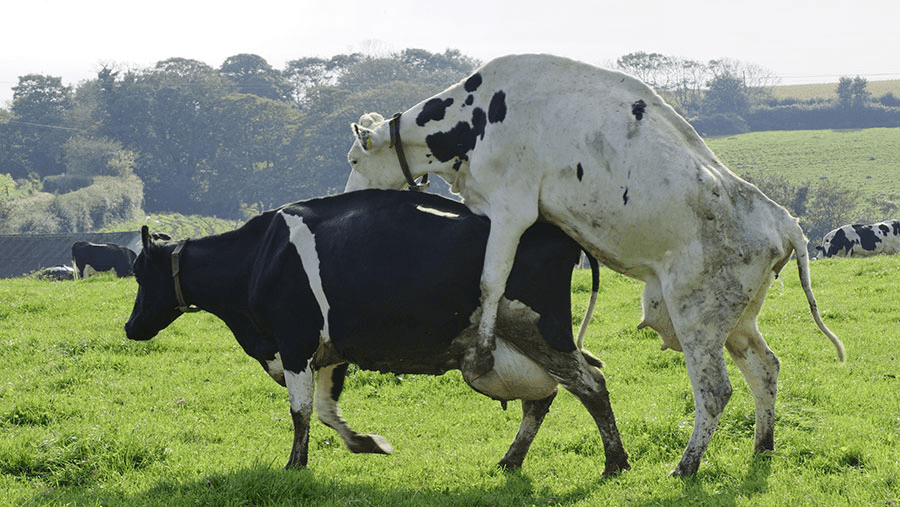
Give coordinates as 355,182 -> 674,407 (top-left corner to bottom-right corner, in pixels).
706,127 -> 900,202
1,255 -> 898,505
769,79 -> 900,102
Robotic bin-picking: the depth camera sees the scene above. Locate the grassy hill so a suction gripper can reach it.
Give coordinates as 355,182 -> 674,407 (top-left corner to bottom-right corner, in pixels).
770,79 -> 900,101
1,256 -> 896,505
706,127 -> 900,200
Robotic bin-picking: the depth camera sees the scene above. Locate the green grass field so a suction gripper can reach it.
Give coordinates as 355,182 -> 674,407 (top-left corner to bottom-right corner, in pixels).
707,127 -> 900,200
1,256 -> 897,506
770,79 -> 900,101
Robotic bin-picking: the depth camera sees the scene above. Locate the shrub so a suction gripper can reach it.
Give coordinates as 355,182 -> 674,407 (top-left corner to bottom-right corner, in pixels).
50,175 -> 144,232
690,113 -> 750,136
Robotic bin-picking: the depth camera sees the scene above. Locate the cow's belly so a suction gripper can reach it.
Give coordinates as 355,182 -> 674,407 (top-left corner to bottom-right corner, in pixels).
466,339 -> 558,401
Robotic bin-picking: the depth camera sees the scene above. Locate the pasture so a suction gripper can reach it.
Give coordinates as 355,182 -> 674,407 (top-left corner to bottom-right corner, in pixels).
1,256 -> 898,506
707,127 -> 900,200
769,79 -> 900,102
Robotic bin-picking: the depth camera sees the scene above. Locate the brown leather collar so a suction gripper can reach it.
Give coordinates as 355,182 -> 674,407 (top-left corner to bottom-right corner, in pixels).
171,240 -> 201,313
389,113 -> 429,191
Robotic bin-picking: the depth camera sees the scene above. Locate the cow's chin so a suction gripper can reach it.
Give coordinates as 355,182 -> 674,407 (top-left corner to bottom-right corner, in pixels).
124,316 -> 173,341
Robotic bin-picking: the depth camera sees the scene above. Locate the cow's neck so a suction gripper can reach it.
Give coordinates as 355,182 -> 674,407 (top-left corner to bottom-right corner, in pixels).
174,233 -> 253,319
392,109 -> 466,192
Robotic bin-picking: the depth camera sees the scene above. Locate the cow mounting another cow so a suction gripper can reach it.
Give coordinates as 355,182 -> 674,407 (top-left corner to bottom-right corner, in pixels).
345,53 -> 845,476
125,189 -> 630,475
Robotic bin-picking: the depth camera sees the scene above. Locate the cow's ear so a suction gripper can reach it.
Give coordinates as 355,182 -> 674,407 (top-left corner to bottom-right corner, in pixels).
141,225 -> 151,249
352,123 -> 375,151
352,113 -> 387,151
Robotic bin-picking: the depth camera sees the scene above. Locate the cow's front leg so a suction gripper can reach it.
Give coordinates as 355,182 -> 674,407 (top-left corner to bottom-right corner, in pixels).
284,362 -> 315,469
315,364 -> 393,455
463,217 -> 532,380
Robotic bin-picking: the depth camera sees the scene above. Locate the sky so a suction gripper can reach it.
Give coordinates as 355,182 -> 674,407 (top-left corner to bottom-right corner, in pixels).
2,0 -> 899,107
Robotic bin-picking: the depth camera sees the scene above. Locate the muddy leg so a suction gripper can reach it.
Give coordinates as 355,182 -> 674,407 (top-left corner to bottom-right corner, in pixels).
726,319 -> 780,455
562,358 -> 630,476
671,341 -> 732,477
498,392 -> 557,470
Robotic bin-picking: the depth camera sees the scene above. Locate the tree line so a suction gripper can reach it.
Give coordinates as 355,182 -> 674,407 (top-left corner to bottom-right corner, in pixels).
1,49 -> 898,233
615,51 -> 900,136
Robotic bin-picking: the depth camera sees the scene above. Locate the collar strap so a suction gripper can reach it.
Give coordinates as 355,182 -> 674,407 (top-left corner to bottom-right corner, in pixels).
389,113 -> 429,191
171,240 -> 201,313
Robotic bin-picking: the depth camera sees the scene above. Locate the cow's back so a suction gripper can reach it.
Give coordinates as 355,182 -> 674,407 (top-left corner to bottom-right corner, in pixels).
281,190 -> 581,371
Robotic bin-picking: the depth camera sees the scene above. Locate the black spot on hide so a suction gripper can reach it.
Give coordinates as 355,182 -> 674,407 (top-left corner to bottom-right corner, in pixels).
488,91 -> 507,124
631,99 -> 646,120
622,187 -> 629,205
465,95 -> 474,106
577,163 -> 584,181
416,98 -> 455,127
465,73 -> 483,92
427,111 -> 485,164
855,225 -> 881,251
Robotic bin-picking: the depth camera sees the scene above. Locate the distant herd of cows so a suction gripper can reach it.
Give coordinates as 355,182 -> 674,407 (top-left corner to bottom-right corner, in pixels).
43,218 -> 900,282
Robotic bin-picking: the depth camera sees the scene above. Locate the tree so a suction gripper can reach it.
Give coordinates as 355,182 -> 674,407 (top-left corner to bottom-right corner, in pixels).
284,54 -> 364,109
615,52 -> 674,90
703,72 -> 749,116
219,54 -> 292,102
8,74 -> 74,179
837,76 -> 870,109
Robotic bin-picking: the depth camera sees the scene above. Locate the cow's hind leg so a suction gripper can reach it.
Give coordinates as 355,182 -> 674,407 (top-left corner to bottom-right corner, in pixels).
284,363 -> 316,468
497,391 -> 557,470
725,293 -> 780,455
672,339 -> 732,476
315,363 -> 393,455
533,351 -> 629,476
562,356 -> 630,476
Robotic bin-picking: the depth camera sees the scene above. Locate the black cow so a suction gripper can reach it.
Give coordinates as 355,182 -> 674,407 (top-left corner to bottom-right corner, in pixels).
72,241 -> 137,278
125,189 -> 629,475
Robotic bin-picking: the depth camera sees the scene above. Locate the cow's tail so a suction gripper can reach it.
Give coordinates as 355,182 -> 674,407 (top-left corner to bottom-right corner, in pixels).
576,253 -> 600,350
790,225 -> 846,362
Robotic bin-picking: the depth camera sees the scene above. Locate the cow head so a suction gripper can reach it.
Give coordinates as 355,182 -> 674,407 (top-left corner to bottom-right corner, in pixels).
125,226 -> 183,341
346,113 -> 411,192
813,244 -> 826,259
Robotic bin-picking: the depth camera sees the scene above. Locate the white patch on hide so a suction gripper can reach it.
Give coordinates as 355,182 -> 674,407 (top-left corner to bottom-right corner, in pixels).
284,363 -> 314,414
266,352 -> 285,382
415,205 -> 460,218
280,211 -> 332,343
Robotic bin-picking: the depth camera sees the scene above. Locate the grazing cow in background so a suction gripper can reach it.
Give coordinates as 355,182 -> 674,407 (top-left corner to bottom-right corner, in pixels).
125,189 -> 630,475
72,241 -> 136,278
814,220 -> 900,259
345,53 -> 845,476
38,265 -> 75,281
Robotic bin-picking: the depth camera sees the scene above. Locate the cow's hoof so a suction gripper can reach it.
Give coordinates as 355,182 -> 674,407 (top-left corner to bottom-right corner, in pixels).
284,460 -> 307,470
602,459 -> 630,477
461,347 -> 495,380
497,458 -> 523,471
347,434 -> 393,454
669,461 -> 699,477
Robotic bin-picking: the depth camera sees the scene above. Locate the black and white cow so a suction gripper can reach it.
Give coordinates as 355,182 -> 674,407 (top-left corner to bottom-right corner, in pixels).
345,54 -> 846,476
72,241 -> 136,278
125,189 -> 629,475
814,220 -> 900,259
